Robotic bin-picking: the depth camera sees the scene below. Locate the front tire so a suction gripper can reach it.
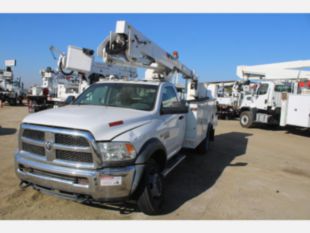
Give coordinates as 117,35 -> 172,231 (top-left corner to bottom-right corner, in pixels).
137,159 -> 164,215
240,111 -> 254,128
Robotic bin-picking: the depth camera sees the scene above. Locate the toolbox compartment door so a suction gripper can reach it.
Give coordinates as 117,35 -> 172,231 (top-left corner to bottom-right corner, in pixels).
285,95 -> 310,128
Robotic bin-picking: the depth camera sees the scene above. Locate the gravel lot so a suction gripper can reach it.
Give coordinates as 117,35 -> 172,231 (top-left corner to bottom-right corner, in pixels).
0,106 -> 310,219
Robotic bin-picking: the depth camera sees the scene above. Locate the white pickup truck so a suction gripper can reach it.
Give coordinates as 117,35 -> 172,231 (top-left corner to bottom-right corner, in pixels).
15,20 -> 217,215
16,79 -> 217,214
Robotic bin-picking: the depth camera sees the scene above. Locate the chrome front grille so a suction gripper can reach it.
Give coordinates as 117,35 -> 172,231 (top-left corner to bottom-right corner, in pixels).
23,129 -> 44,141
20,124 -> 97,166
22,142 -> 45,156
55,134 -> 89,147
56,150 -> 93,163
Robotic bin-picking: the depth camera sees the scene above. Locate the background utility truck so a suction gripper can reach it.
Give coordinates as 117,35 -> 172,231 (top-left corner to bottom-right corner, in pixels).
15,21 -> 217,215
0,59 -> 25,105
27,46 -> 137,112
206,80 -> 252,119
237,60 -> 310,128
27,66 -> 78,112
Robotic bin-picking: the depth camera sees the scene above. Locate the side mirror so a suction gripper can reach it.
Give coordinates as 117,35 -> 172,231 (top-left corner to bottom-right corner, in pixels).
160,101 -> 188,115
65,95 -> 76,105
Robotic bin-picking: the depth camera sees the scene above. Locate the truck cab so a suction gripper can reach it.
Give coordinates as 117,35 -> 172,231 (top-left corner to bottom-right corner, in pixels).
239,81 -> 295,127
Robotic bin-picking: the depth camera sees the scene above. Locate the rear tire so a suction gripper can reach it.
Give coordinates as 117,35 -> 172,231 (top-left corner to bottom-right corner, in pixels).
8,98 -> 17,106
240,111 -> 254,128
137,159 -> 164,215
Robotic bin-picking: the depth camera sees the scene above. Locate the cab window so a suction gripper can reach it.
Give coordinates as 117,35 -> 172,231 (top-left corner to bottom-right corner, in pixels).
257,83 -> 269,95
161,86 -> 178,108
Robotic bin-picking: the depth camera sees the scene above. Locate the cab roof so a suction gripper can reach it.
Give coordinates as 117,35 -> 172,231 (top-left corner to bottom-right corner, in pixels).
96,79 -> 163,86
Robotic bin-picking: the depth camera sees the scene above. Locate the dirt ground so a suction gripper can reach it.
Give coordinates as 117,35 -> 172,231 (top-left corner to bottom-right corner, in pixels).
0,105 -> 310,220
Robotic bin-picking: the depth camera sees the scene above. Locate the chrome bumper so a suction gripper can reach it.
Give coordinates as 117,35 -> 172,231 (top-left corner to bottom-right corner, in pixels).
15,152 -> 143,201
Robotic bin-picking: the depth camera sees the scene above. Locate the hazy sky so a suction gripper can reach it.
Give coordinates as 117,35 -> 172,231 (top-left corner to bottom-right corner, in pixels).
1,14 -> 310,88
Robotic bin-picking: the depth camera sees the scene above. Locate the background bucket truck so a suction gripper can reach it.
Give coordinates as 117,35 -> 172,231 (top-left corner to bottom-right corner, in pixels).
236,60 -> 310,129
0,59 -> 25,106
27,46 -> 137,112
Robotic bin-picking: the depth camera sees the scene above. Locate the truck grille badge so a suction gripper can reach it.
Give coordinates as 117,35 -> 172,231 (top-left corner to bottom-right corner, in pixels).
45,141 -> 53,151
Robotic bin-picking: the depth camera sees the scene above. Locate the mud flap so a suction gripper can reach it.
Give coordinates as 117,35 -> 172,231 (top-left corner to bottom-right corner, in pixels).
210,127 -> 215,141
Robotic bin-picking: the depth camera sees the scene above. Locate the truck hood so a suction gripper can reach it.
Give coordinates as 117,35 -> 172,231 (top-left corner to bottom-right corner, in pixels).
22,105 -> 153,141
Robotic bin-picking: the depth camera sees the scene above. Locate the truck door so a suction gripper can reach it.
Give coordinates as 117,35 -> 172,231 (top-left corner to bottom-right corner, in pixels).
159,85 -> 186,159
254,83 -> 270,110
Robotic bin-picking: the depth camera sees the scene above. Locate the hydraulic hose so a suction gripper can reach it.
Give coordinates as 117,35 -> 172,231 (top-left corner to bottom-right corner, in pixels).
58,59 -> 74,76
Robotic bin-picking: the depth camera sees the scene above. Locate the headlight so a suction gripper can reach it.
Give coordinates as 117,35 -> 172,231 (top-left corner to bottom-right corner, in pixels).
96,142 -> 136,162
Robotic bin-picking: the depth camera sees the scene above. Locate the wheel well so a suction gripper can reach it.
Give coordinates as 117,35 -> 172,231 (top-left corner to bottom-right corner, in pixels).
240,107 -> 250,113
150,149 -> 166,172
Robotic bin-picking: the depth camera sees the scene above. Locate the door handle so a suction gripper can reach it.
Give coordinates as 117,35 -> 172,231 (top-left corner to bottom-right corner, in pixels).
179,115 -> 184,120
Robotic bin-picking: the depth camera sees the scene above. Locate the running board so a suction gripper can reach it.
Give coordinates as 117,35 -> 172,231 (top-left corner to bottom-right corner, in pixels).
162,154 -> 186,177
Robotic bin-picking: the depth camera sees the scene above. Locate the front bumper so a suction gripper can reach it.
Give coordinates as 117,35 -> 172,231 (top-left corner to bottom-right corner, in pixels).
15,152 -> 143,201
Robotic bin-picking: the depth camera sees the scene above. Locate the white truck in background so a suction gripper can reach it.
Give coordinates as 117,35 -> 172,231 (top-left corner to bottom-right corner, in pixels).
236,60 -> 310,129
0,59 -> 25,105
27,66 -> 79,112
27,46 -> 137,112
206,80 -> 252,119
15,20 -> 217,215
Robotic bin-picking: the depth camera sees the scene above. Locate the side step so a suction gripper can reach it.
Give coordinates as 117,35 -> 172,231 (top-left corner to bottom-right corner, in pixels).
162,154 -> 186,177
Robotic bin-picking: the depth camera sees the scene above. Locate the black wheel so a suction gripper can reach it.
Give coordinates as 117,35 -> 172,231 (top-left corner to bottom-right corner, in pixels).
137,159 -> 164,215
195,128 -> 211,154
8,98 -> 17,106
240,111 -> 254,128
18,96 -> 23,105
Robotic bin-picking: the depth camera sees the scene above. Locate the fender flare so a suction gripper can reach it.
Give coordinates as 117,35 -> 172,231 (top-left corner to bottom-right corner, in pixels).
135,138 -> 167,166
130,138 -> 167,196
240,107 -> 257,115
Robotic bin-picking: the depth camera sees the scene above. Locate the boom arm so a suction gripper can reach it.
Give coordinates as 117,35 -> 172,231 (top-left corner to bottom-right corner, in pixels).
97,21 -> 197,81
237,60 -> 310,81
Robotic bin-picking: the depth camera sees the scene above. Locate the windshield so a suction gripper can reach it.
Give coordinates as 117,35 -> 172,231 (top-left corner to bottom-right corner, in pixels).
74,83 -> 158,111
